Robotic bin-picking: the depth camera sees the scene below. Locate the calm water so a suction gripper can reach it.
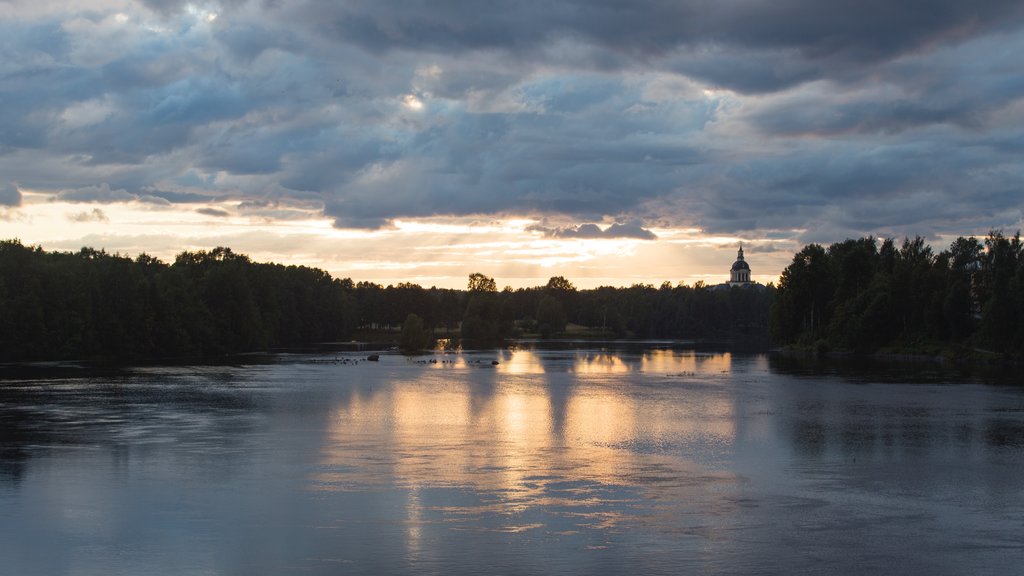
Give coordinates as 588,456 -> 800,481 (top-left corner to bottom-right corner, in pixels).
1,347 -> 1022,575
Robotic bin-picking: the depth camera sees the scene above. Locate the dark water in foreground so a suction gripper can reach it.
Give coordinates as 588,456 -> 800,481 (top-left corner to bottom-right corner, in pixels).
1,348 -> 1022,575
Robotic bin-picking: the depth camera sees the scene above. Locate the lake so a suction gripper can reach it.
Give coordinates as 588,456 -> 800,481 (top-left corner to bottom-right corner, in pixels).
1,346 -> 1022,575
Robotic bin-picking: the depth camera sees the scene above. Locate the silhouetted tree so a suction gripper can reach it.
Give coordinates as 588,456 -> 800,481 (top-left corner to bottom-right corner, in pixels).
536,295 -> 567,338
467,272 -> 497,292
399,313 -> 433,353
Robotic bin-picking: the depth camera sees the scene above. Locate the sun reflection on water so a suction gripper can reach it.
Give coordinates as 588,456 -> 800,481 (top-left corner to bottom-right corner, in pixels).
572,353 -> 631,374
640,349 -> 732,375
495,349 -> 545,374
311,349 -> 744,539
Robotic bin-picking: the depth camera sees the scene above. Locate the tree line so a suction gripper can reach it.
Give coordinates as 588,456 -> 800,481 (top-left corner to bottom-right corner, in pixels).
0,242 -> 357,362
770,231 -> 1024,356
0,239 -> 771,362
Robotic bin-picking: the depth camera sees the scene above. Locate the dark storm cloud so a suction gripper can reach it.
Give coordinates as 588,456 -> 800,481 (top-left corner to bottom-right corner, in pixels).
320,94 -> 710,228
692,132 -> 1024,239
304,1 -> 990,56
1,0 -> 1023,243
297,0 -> 1024,91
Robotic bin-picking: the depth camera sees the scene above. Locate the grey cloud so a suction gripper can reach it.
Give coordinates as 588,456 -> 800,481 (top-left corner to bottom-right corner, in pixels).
686,129 -> 1024,240
138,195 -> 172,205
137,0 -> 250,18
296,1 -> 1024,92
2,1 -> 1023,247
319,81 -> 711,227
53,183 -> 180,205
528,221 -> 657,240
746,32 -> 1024,137
136,0 -> 192,16
750,99 -> 972,137
67,208 -> 109,222
668,47 -> 824,94
196,207 -> 231,217
742,242 -> 794,255
142,189 -> 215,204
604,222 -> 658,240
215,22 -> 303,63
57,183 -> 135,203
0,183 -> 21,206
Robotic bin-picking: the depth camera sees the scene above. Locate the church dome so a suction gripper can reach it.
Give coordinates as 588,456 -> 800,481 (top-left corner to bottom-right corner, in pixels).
728,244 -> 752,285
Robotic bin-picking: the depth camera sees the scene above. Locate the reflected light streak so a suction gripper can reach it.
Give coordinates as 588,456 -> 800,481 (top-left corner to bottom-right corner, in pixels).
405,486 -> 423,562
573,353 -> 631,374
640,350 -> 732,375
312,351 -> 744,534
496,350 -> 545,375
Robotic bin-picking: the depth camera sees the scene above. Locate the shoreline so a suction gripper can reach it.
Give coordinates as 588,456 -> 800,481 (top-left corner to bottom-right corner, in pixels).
773,345 -> 1022,367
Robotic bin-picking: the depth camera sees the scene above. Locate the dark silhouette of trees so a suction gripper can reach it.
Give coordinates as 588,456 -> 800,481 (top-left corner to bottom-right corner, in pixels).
399,313 -> 433,353
462,273 -> 503,346
770,231 -> 1024,356
535,295 -> 567,338
0,241 -> 777,363
467,272 -> 497,293
10,232 -> 1022,362
0,241 -> 357,362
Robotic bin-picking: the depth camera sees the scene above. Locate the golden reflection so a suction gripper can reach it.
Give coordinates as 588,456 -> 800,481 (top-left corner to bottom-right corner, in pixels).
640,350 -> 732,375
641,349 -> 692,373
564,391 -> 637,460
572,353 -> 631,374
697,351 -> 732,374
312,354 -> 743,534
495,349 -> 545,374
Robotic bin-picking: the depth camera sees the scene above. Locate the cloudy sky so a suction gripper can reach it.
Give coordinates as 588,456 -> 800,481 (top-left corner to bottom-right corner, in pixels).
2,1 -> 1022,288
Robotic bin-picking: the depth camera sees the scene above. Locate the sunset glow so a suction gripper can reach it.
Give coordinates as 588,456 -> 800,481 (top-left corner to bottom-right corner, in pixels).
4,191 -> 790,288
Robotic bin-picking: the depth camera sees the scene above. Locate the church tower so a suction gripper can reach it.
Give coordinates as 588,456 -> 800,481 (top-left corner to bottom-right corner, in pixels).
729,244 -> 752,285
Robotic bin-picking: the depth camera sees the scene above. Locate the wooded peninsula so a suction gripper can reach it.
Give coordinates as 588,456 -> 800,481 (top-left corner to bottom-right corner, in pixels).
1,231 -> 1021,363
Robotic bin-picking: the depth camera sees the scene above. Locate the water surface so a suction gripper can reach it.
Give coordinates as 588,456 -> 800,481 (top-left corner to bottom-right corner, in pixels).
1,348 -> 1022,575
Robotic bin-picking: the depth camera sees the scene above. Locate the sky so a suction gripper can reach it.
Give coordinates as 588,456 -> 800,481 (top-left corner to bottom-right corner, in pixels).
2,1 -> 1023,288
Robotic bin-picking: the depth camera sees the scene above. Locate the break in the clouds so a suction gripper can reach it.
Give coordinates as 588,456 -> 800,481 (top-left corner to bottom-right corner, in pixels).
1,0 -> 1023,250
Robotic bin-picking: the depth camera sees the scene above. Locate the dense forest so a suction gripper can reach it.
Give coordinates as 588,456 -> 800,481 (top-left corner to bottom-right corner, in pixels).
6,231 -> 1021,363
771,231 -> 1024,357
0,242 -> 356,362
0,239 -> 771,362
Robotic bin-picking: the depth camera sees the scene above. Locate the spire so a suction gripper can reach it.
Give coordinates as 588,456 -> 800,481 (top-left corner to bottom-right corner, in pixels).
737,243 -> 744,261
